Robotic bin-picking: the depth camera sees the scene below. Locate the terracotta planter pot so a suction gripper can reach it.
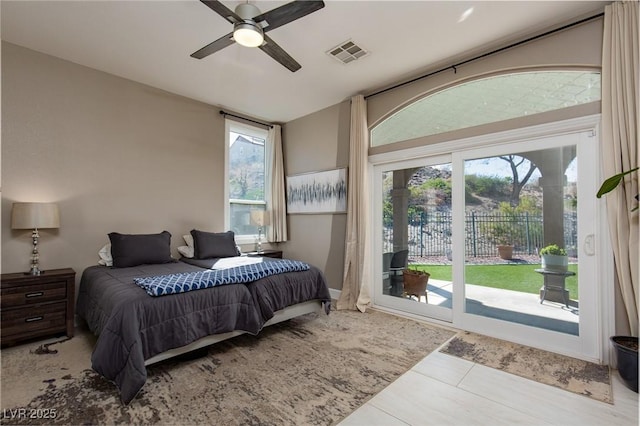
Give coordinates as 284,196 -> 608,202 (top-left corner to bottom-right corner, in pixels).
497,244 -> 513,260
403,270 -> 430,301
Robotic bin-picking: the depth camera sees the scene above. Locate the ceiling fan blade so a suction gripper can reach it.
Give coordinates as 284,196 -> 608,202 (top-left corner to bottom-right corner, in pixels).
200,0 -> 241,24
259,35 -> 301,72
255,1 -> 325,33
191,32 -> 235,59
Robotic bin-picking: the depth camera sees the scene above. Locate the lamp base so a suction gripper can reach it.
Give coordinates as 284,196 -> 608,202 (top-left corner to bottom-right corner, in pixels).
256,226 -> 264,253
29,229 -> 42,276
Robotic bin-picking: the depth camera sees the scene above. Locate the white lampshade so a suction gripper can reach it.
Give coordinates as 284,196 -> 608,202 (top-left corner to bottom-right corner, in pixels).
11,202 -> 60,230
233,21 -> 264,47
250,210 -> 271,227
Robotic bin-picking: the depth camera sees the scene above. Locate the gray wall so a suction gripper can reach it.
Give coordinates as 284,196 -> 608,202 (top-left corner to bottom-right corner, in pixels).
1,42 -> 226,280
281,102 -> 351,290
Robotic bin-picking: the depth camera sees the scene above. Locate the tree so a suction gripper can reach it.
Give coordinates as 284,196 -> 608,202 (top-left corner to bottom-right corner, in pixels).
230,168 -> 249,199
499,155 -> 538,206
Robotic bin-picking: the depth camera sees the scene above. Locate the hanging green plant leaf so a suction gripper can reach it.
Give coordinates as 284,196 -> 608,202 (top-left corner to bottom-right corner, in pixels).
597,167 -> 639,198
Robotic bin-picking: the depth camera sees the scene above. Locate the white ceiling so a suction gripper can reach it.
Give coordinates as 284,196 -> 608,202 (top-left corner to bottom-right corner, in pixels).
1,1 -> 608,124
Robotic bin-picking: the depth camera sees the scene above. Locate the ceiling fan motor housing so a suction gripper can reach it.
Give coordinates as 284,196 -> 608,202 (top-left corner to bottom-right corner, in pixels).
235,3 -> 261,20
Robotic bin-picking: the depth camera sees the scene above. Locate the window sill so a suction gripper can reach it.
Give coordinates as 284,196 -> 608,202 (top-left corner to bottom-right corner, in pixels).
235,235 -> 259,246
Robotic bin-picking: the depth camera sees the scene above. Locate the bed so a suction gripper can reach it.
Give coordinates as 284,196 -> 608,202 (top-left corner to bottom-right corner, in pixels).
76,230 -> 331,404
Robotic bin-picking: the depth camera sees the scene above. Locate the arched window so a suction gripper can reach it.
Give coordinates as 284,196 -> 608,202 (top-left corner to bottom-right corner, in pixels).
371,71 -> 601,147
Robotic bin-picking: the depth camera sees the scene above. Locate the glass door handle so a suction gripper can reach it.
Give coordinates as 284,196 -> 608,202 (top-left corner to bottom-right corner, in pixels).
583,234 -> 595,256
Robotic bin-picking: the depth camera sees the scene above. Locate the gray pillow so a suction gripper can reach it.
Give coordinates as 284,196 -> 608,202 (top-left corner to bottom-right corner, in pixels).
190,229 -> 239,259
108,231 -> 173,268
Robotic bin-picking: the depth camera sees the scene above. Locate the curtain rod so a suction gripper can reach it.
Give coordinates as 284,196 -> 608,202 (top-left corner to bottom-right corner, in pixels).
365,12 -> 605,100
219,110 -> 273,129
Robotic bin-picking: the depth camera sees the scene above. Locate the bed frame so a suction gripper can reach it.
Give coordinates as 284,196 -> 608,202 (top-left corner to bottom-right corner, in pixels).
144,300 -> 323,366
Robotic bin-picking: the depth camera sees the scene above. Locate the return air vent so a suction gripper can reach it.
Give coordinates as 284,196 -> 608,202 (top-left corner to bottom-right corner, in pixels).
326,40 -> 369,64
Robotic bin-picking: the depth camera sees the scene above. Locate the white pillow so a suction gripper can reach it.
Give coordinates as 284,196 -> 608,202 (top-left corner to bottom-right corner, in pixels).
177,245 -> 194,258
98,243 -> 113,266
183,234 -> 194,248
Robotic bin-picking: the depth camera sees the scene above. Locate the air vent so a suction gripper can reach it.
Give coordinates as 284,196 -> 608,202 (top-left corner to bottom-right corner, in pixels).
326,40 -> 369,64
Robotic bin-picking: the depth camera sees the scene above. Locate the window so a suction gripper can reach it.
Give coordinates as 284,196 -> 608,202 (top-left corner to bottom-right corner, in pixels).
371,71 -> 601,146
225,119 -> 270,243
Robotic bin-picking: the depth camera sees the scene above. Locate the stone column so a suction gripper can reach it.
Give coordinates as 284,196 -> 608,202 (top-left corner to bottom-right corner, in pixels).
392,171 -> 410,252
536,149 -> 568,249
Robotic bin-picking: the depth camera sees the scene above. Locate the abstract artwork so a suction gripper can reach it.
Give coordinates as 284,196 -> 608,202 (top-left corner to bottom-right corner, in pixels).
286,168 -> 347,214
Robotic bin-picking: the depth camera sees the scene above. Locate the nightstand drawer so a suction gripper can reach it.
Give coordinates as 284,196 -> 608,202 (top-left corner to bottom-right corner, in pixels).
1,281 -> 67,308
1,302 -> 67,338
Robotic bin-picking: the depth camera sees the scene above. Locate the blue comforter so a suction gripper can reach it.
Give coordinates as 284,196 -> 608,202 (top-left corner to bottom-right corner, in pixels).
134,259 -> 310,296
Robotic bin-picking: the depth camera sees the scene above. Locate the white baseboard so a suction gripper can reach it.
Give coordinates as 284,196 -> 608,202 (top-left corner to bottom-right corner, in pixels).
329,288 -> 341,301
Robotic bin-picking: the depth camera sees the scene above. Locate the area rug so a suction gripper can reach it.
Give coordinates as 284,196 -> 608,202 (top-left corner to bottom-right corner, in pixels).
440,331 -> 612,404
0,309 -> 455,425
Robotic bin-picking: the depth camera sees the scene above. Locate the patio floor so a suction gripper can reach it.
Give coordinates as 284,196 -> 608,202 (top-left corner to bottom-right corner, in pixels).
413,279 -> 580,335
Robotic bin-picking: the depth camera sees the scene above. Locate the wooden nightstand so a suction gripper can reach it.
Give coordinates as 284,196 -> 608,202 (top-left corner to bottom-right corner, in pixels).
1,268 -> 75,346
244,250 -> 283,259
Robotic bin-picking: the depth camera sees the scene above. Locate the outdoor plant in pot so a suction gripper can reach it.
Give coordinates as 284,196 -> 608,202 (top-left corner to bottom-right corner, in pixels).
539,244 -> 568,272
597,166 -> 638,392
403,266 -> 430,301
496,239 -> 514,260
487,201 -> 523,260
610,336 -> 638,392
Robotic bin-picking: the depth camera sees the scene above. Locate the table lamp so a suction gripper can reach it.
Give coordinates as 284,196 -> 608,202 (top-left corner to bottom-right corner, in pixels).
11,202 -> 60,275
250,210 -> 271,253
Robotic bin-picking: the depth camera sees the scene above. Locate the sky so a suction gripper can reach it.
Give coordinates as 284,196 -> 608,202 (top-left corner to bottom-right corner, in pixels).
434,156 -> 578,183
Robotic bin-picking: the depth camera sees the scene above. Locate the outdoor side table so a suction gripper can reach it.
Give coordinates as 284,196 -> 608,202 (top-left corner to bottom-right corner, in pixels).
535,268 -> 575,308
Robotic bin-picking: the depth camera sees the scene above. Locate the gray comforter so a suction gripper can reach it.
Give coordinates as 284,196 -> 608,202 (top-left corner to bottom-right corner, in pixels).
76,261 -> 331,404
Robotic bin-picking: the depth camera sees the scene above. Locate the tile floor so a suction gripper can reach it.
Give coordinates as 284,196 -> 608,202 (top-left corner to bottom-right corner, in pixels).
339,343 -> 639,426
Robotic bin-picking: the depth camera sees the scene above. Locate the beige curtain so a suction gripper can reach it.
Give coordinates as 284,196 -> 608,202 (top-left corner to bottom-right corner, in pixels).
267,124 -> 288,242
337,95 -> 371,312
601,1 -> 639,336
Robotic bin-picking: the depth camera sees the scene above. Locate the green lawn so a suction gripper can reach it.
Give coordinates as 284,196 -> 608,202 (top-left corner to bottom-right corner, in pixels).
411,263 -> 579,299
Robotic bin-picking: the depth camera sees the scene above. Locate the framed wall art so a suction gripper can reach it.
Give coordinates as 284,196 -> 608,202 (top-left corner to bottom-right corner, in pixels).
286,168 -> 347,214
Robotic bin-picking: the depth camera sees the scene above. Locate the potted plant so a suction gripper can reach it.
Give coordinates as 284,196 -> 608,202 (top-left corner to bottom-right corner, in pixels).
610,336 -> 638,392
402,266 -> 430,302
539,244 -> 568,272
491,201 -> 523,260
496,238 -> 514,260
598,167 -> 638,392
488,219 -> 515,260
494,233 -> 513,260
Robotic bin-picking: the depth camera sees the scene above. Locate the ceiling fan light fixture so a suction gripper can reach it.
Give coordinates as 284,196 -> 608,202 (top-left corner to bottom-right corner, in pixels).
233,21 -> 264,47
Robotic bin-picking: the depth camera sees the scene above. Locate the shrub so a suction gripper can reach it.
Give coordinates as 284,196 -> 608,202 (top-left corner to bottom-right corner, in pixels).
539,244 -> 567,256
465,174 -> 510,197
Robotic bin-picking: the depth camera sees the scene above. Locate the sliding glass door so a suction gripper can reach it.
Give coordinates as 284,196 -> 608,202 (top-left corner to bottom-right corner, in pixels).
373,125 -> 603,361
374,155 -> 452,322
452,130 -> 600,359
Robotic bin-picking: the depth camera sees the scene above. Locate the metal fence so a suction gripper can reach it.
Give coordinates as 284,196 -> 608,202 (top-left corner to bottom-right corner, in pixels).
383,211 -> 578,258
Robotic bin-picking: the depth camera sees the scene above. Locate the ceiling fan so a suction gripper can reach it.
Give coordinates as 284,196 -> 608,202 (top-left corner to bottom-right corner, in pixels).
191,0 -> 325,72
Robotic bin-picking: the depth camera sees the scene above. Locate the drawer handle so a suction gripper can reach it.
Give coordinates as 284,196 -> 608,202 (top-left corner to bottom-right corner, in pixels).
25,292 -> 44,298
25,316 -> 44,323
